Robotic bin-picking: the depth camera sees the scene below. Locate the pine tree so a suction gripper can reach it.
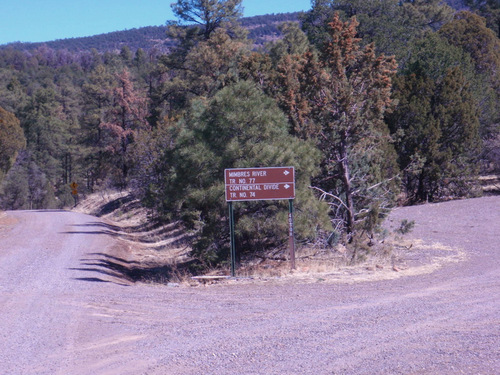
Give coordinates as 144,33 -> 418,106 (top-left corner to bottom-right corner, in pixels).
170,0 -> 244,41
0,151 -> 56,210
19,87 -> 71,187
100,69 -> 149,188
439,11 -> 500,79
0,106 -> 26,184
465,0 -> 500,37
149,81 -> 329,266
80,64 -> 115,190
439,10 -> 500,171
267,22 -> 311,65
150,0 -> 249,125
302,0 -> 453,60
271,14 -> 399,237
181,28 -> 249,97
387,67 -> 481,201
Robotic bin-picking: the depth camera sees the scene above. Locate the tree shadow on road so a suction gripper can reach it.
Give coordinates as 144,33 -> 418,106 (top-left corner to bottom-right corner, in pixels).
63,221 -> 192,247
71,252 -> 199,285
73,277 -> 112,283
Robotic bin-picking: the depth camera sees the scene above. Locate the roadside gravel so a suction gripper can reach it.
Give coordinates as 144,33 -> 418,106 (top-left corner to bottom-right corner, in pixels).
0,196 -> 498,374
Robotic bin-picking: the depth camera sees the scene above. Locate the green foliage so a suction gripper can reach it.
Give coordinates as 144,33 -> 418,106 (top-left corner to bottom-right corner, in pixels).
56,183 -> 76,208
265,14 -> 400,237
438,10 -> 500,157
387,67 -> 481,202
465,0 -> 500,37
302,0 -> 453,60
399,0 -> 454,32
20,87 -> 71,183
439,11 -> 500,78
396,219 -> 415,235
267,22 -> 311,64
80,64 -> 115,190
0,151 -> 56,210
153,5 -> 251,124
401,31 -> 476,81
146,81 -> 329,266
0,159 -> 29,210
132,117 -> 182,208
170,0 -> 244,40
182,29 -> 249,96
0,106 -> 26,184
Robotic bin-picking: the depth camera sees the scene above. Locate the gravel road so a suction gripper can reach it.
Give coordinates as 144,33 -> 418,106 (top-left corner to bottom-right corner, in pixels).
0,196 -> 499,374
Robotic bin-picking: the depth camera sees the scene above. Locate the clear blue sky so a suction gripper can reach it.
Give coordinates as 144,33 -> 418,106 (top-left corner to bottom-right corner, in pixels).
0,0 -> 312,45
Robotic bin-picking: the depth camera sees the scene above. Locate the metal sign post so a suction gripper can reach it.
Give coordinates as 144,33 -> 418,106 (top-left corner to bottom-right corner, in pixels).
228,201 -> 236,277
225,167 -> 296,275
288,199 -> 295,270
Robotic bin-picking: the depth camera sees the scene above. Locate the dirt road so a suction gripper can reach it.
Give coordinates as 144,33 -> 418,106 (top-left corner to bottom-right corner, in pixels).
0,197 -> 499,374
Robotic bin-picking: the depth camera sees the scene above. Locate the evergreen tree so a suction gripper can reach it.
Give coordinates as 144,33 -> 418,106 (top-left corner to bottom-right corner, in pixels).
439,11 -> 500,79
100,69 -> 149,188
19,87 -> 71,187
439,11 -> 500,171
401,31 -> 476,81
302,0 -> 453,60
465,0 -> 500,37
267,22 -> 311,65
181,28 -> 249,97
387,67 -> 481,201
0,106 -> 26,184
0,73 -> 28,114
170,0 -> 244,41
271,14 -> 399,237
120,46 -> 133,65
0,151 -> 56,210
80,64 -> 115,190
146,81 -> 329,266
399,0 -> 454,32
133,48 -> 156,97
150,0 -> 249,125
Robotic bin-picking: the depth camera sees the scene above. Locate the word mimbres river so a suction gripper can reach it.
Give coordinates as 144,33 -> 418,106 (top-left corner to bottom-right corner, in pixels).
227,170 -> 268,178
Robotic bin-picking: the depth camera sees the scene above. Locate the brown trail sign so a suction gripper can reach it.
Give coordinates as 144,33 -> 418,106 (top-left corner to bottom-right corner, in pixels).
224,167 -> 296,275
224,167 -> 295,201
70,182 -> 78,195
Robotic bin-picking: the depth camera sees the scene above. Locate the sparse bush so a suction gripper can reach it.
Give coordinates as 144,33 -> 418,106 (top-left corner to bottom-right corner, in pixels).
396,219 -> 415,235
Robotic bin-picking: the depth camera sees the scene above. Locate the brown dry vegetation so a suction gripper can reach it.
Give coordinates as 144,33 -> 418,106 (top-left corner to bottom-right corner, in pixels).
479,175 -> 500,194
0,210 -> 17,237
72,190 -> 469,286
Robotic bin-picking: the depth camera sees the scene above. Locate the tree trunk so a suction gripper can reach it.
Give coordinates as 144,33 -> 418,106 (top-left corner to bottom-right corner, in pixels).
338,132 -> 355,237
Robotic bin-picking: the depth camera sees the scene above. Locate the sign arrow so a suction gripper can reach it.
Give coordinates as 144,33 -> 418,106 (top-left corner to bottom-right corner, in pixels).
284,184 -> 290,189
283,170 -> 290,175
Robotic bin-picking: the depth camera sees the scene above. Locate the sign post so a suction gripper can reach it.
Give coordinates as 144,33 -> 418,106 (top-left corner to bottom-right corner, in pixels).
228,201 -> 236,277
224,167 -> 296,275
288,199 -> 295,270
70,181 -> 78,206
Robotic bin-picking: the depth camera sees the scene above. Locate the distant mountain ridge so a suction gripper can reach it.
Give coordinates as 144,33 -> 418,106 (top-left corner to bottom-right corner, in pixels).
0,12 -> 301,53
0,0 -> 475,53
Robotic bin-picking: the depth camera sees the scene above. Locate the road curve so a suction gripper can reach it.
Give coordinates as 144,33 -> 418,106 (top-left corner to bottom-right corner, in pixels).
0,197 -> 499,374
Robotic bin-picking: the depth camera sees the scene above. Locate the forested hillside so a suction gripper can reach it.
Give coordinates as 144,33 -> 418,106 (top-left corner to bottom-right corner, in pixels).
1,0 -> 499,267
0,13 -> 301,53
